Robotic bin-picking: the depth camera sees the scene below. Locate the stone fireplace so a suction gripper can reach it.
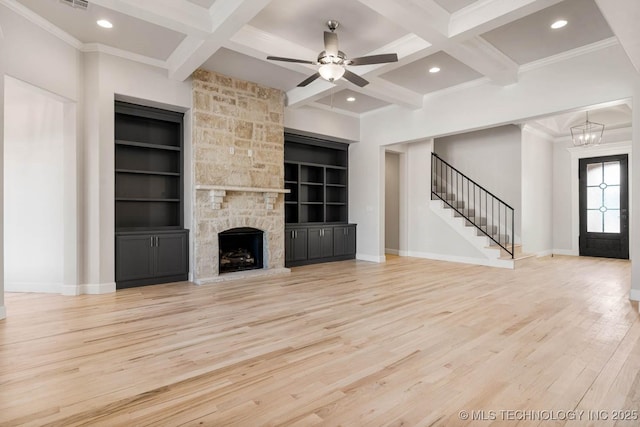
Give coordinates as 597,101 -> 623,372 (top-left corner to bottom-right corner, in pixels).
192,69 -> 289,283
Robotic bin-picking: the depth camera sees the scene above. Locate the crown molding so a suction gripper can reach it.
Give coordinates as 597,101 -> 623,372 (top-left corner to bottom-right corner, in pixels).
519,37 -> 619,73
1,0 -> 169,69
0,0 -> 83,49
82,43 -> 167,69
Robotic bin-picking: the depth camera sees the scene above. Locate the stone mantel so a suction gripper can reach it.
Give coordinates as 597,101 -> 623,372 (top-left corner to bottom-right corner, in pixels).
195,185 -> 290,210
195,185 -> 289,194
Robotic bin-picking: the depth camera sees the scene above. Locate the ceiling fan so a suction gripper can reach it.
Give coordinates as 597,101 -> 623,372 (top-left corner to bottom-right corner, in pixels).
266,20 -> 398,88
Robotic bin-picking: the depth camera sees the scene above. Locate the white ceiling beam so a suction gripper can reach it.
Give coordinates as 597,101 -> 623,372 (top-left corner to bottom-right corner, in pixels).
285,81 -> 339,108
349,78 -> 423,109
357,0 -> 449,44
167,0 -> 273,81
594,0 -> 640,74
89,0 -> 212,36
448,0 -> 564,38
445,36 -> 518,85
226,25 -> 319,76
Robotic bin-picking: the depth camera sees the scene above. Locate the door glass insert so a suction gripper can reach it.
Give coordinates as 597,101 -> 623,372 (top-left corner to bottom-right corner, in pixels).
586,160 -> 621,234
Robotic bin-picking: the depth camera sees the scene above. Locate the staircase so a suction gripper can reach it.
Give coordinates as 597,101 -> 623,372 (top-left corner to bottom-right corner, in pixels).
430,153 -> 533,269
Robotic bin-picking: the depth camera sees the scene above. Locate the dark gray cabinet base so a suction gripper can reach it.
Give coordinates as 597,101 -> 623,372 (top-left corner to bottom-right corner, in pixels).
116,230 -> 189,289
285,224 -> 356,267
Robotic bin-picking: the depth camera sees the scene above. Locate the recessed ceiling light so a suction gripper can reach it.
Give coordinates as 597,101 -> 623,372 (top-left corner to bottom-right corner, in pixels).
346,96 -> 356,102
97,19 -> 113,29
429,67 -> 441,73
551,19 -> 567,29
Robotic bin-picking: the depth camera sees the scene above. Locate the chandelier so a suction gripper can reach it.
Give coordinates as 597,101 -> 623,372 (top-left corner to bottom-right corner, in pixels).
570,111 -> 604,147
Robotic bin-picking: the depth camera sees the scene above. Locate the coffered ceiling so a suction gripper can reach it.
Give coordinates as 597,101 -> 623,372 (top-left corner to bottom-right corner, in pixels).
8,0 -> 639,117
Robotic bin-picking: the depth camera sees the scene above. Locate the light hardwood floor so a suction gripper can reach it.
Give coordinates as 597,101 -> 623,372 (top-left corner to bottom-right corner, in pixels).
1,255 -> 639,426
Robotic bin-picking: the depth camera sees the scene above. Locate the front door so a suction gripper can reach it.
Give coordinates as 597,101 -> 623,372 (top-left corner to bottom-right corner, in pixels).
579,154 -> 629,259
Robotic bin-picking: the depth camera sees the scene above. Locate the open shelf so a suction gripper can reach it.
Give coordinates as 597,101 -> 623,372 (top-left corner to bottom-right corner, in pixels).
115,140 -> 181,151
116,169 -> 181,177
284,135 -> 349,225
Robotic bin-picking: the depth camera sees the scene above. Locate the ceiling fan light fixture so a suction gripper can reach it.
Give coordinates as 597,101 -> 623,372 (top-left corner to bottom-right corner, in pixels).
319,63 -> 345,82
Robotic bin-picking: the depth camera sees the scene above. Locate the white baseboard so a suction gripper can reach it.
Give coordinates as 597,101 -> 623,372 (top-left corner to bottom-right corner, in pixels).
80,282 -> 116,295
407,250 -> 514,269
5,282 -> 63,294
385,248 -> 400,255
0,305 -> 6,320
398,250 -> 410,256
630,289 -> 640,302
62,282 -> 116,295
356,254 -> 386,263
536,249 -> 554,257
552,249 -> 579,256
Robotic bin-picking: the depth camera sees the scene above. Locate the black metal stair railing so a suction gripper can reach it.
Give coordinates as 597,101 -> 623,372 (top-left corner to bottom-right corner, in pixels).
431,152 -> 515,258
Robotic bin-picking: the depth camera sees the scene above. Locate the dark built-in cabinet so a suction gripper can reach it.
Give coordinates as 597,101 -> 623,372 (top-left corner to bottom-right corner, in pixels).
114,102 -> 189,289
284,133 -> 356,267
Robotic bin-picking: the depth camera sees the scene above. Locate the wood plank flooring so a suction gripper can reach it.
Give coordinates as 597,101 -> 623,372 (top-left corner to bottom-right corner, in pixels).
1,255 -> 638,426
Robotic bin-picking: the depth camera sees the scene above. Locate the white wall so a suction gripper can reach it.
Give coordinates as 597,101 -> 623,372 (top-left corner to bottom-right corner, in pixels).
434,125 -> 522,240
0,5 -> 81,299
4,78 -> 65,292
521,126 -> 553,256
0,5 -> 80,102
0,21 -> 5,319
632,97 -> 640,304
385,152 -> 400,253
285,105 -> 359,142
552,140 -> 573,252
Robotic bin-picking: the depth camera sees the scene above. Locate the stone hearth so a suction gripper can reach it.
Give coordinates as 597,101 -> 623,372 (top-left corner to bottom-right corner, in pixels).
192,69 -> 289,284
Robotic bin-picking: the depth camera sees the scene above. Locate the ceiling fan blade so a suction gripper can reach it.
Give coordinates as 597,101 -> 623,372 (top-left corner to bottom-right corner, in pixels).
348,53 -> 398,66
342,69 -> 369,87
297,73 -> 321,87
324,31 -> 339,56
267,56 -> 315,65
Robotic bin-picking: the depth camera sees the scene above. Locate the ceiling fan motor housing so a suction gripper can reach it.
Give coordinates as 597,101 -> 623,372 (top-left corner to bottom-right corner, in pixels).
318,50 -> 346,65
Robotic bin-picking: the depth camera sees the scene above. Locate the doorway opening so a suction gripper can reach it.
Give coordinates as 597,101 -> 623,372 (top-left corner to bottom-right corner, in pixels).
579,154 -> 629,259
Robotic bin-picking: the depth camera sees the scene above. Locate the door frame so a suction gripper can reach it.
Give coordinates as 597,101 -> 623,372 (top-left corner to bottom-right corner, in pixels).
568,141 -> 632,256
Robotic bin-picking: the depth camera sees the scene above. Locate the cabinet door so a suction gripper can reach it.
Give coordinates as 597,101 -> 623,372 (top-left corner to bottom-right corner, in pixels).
344,225 -> 356,255
116,234 -> 154,281
154,232 -> 188,278
285,229 -> 308,262
308,227 -> 333,259
333,225 -> 357,256
320,228 -> 333,258
292,229 -> 308,261
307,228 -> 324,259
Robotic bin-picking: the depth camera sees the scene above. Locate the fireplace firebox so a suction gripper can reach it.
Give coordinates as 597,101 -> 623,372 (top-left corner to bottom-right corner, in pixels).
218,228 -> 264,274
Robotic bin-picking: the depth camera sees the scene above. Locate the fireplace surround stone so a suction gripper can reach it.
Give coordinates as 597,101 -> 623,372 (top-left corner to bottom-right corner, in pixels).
192,69 -> 289,283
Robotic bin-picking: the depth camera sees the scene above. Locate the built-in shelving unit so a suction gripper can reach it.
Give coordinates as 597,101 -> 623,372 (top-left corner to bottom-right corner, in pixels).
284,133 -> 355,267
114,101 -> 188,289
